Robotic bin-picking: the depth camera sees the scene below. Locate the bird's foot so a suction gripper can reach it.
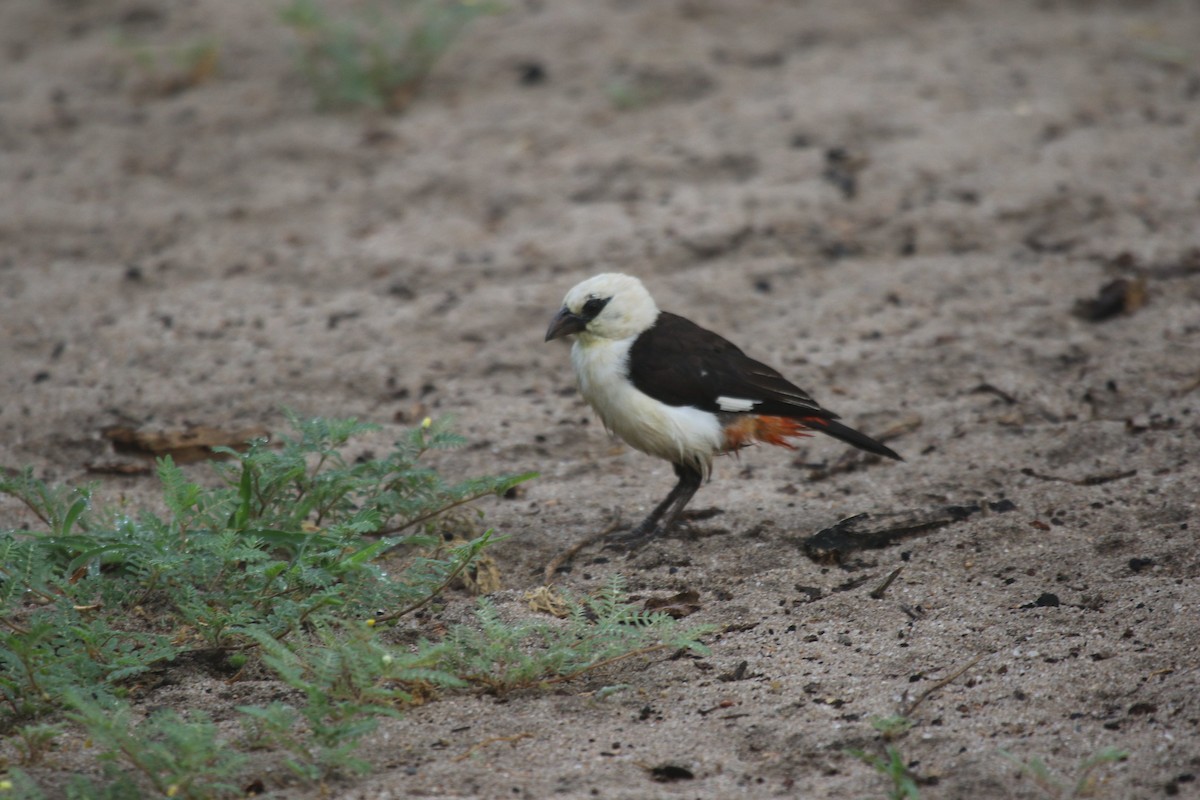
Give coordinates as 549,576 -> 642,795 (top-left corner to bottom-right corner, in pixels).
604,519 -> 661,549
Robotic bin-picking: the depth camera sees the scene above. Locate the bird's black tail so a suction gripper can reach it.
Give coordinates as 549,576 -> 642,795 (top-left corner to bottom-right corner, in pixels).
815,419 -> 903,461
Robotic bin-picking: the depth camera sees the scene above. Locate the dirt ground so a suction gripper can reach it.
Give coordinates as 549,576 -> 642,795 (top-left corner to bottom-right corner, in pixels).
3,0 -> 1200,797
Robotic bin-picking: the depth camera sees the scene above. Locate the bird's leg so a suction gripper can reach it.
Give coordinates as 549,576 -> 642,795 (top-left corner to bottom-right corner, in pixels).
613,463 -> 703,544
657,463 -> 704,532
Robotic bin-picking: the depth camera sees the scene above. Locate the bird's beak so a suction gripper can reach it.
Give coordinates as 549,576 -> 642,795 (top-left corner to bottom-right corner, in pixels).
544,307 -> 587,342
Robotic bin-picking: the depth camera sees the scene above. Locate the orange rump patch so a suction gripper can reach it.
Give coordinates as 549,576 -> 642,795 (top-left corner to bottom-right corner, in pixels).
723,415 -> 823,451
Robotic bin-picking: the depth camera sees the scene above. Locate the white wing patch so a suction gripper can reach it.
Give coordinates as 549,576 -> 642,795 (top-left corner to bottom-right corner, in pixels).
717,396 -> 758,413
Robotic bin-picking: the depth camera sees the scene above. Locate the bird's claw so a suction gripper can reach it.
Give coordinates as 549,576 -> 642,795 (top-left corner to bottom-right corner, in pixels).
604,521 -> 659,549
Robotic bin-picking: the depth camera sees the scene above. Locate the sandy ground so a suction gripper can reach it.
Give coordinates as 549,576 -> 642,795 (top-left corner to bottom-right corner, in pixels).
2,0 -> 1200,797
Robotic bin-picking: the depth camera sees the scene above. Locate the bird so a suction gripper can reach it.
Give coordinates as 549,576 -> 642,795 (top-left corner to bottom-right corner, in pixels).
544,272 -> 901,543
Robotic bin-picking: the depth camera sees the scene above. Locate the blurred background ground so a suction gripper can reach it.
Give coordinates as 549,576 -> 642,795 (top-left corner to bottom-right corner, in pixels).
1,0 -> 1198,797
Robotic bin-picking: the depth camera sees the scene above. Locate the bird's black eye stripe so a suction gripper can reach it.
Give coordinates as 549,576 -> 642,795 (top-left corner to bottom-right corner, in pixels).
580,296 -> 611,319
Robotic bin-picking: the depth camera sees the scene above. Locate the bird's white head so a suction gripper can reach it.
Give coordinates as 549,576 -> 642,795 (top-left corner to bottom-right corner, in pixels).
544,273 -> 659,343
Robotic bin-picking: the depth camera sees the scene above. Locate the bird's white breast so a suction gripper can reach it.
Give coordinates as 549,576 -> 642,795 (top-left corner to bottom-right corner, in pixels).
571,336 -> 723,475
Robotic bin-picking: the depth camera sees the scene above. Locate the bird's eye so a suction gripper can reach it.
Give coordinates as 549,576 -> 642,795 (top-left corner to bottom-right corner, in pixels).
581,296 -> 610,318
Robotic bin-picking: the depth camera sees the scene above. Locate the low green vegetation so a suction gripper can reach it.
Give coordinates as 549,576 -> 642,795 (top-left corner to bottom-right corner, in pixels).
280,0 -> 502,112
1001,747 -> 1129,799
850,713 -> 1129,800
0,415 -> 708,797
114,33 -> 220,97
848,716 -> 922,800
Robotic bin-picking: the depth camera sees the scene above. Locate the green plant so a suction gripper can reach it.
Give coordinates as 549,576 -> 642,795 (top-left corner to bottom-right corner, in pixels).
0,770 -> 47,799
238,620 -> 459,782
280,0 -> 502,112
0,610 -> 178,719
440,576 -> 711,694
232,578 -> 709,780
11,722 -> 62,766
1000,747 -> 1129,799
115,33 -> 220,96
850,745 -> 921,800
870,714 -> 916,742
0,415 -> 532,722
0,414 -> 709,796
848,716 -> 921,800
0,415 -> 527,785
66,695 -> 245,800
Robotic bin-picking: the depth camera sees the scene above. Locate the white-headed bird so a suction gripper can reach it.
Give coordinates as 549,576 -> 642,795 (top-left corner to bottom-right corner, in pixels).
545,273 -> 901,542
